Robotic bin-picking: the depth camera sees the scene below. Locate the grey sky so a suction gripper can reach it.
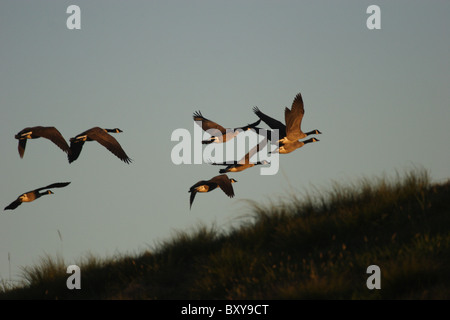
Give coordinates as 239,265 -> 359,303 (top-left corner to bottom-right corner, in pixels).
1,1 -> 449,284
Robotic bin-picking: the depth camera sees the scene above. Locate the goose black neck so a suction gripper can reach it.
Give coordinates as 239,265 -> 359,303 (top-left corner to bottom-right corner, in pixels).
303,138 -> 317,144
36,190 -> 52,198
305,130 -> 321,136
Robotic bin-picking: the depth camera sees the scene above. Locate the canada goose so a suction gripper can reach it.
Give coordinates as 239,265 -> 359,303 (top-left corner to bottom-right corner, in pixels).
4,182 -> 71,211
270,137 -> 319,154
208,138 -> 270,173
68,127 -> 132,164
253,92 -> 321,154
189,174 -> 237,209
193,111 -> 261,144
15,126 -> 70,158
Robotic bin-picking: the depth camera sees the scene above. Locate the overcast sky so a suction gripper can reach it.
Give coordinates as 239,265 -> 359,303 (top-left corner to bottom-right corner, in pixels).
1,1 -> 449,285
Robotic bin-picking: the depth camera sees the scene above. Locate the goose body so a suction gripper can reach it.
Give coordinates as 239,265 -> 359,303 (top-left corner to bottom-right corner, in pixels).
193,111 -> 261,144
188,174 -> 237,209
68,127 -> 132,164
253,93 -> 321,154
15,126 -> 70,158
212,160 -> 268,173
4,182 -> 71,211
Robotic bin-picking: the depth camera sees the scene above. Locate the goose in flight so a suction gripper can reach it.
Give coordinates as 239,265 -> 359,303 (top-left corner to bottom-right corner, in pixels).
4,182 -> 71,211
253,92 -> 321,154
193,111 -> 261,144
14,126 -> 70,158
208,137 -> 270,173
270,137 -> 319,154
189,174 -> 237,209
68,127 -> 132,164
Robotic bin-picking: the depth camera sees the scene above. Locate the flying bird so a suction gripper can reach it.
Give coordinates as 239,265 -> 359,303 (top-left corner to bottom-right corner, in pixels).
253,92 -> 321,154
68,127 -> 132,164
4,182 -> 71,211
189,174 -> 237,209
269,137 -> 319,154
14,126 -> 70,158
208,137 -> 270,173
193,111 -> 261,144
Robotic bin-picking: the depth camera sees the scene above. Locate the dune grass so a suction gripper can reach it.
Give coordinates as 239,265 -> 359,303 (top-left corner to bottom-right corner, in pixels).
1,168 -> 449,299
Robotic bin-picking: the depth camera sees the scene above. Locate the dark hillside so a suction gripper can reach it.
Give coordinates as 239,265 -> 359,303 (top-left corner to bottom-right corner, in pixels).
1,170 -> 449,300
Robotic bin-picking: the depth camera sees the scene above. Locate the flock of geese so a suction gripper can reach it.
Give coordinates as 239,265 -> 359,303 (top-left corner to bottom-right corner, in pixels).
4,92 -> 321,211
15,126 -> 132,164
188,92 -> 321,209
4,127 -> 132,211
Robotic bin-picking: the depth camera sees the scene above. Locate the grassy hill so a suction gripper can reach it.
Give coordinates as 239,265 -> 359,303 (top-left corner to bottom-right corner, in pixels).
1,169 -> 449,299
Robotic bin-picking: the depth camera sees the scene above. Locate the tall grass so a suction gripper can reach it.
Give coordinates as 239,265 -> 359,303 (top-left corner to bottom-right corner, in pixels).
1,168 -> 449,299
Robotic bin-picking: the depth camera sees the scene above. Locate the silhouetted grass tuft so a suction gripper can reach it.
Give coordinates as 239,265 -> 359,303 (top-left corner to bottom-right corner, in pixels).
1,168 -> 449,299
